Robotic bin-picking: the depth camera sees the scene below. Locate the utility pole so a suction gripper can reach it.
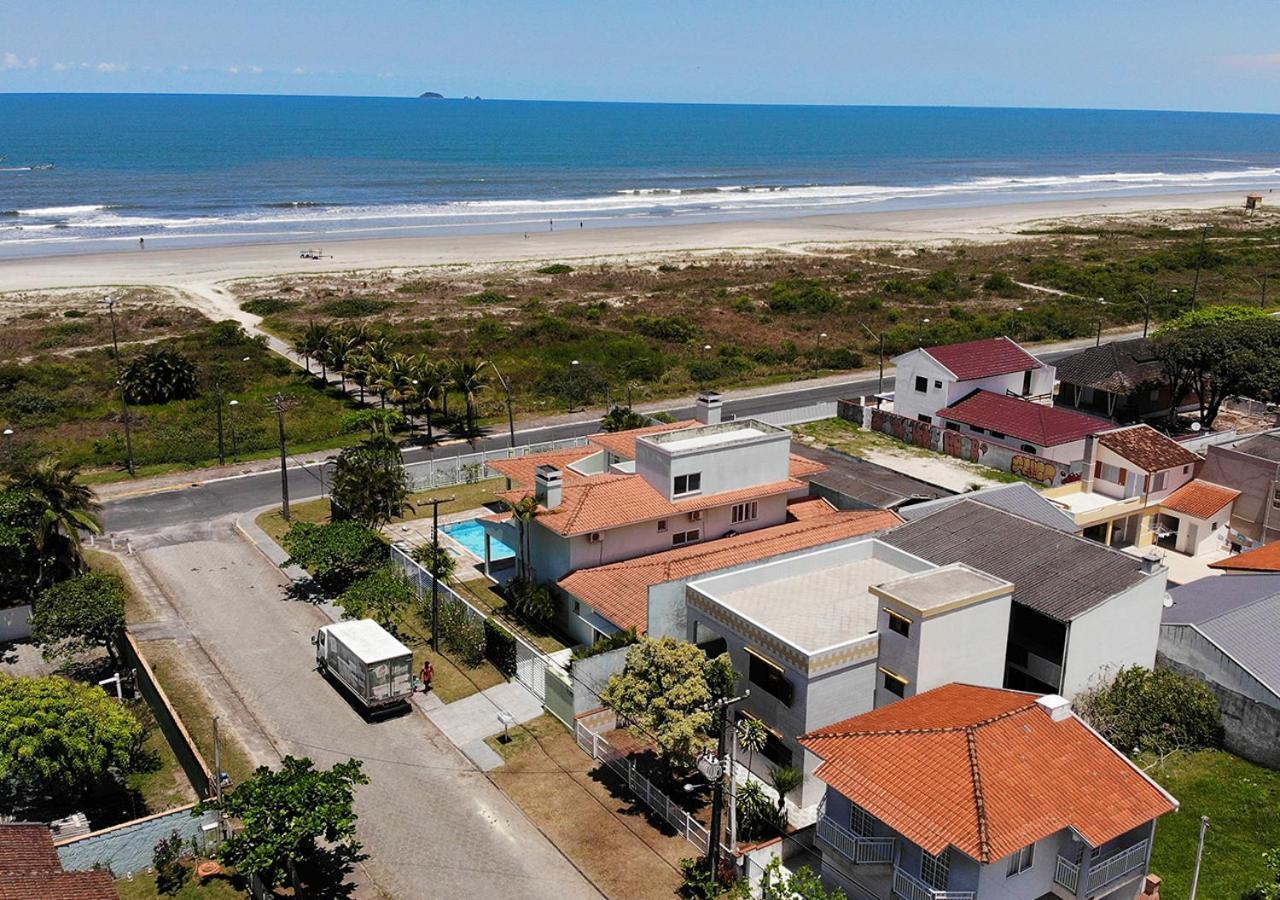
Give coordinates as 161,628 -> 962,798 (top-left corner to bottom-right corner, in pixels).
859,323 -> 885,395
490,361 -> 516,449
1189,815 -> 1209,900
101,296 -> 136,477
228,400 -> 240,462
214,381 -> 226,466
212,715 -> 226,836
267,394 -> 301,521
423,494 -> 455,651
704,692 -> 747,881
1190,225 -> 1207,310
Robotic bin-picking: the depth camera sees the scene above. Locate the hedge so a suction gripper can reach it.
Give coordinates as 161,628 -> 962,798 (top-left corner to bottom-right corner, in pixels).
484,619 -> 517,677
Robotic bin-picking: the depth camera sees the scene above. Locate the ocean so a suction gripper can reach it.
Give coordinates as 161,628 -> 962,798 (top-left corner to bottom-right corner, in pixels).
2,93 -> 1280,257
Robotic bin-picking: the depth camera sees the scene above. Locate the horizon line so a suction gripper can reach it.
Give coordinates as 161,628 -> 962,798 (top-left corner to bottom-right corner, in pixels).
2,90 -> 1279,118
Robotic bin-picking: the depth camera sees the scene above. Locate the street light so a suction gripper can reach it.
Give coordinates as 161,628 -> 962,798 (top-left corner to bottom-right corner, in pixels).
858,323 -> 886,395
1245,273 -> 1274,309
2,427 -> 13,468
99,296 -> 135,477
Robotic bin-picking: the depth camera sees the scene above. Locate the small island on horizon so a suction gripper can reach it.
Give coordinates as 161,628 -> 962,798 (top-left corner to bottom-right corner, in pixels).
419,91 -> 444,99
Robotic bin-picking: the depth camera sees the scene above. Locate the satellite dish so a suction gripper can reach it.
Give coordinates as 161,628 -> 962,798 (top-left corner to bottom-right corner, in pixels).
1163,594 -> 1174,608
1191,422 -> 1202,432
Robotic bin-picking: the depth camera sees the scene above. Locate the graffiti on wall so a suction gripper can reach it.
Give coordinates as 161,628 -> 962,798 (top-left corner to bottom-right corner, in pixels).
941,428 -> 986,464
870,408 -> 935,451
1010,454 -> 1059,486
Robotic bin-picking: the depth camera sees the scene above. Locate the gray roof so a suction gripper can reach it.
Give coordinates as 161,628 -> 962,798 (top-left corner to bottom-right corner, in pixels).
1054,338 -> 1165,395
882,499 -> 1151,622
898,483 -> 1080,533
1234,433 -> 1280,463
1166,574 -> 1280,697
793,444 -> 950,509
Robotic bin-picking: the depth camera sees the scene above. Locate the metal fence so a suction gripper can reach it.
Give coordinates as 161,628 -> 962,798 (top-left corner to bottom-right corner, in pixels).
388,544 -> 567,702
574,715 -> 713,854
403,436 -> 592,491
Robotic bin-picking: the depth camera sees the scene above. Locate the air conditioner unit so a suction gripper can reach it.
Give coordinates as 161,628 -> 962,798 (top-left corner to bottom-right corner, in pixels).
588,532 -> 603,544
688,510 -> 703,522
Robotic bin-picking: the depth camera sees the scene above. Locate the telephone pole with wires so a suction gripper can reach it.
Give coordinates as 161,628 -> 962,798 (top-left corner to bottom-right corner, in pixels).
703,691 -> 748,881
266,393 -> 302,521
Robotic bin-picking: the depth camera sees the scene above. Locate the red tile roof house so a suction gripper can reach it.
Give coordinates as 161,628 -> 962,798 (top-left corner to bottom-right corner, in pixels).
0,823 -> 117,900
937,388 -> 1112,464
889,337 -> 1057,427
799,684 -> 1177,900
482,407 -> 830,646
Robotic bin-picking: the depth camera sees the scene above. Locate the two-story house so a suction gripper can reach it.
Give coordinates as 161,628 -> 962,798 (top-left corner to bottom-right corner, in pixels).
1198,430 -> 1280,551
800,683 -> 1178,900
1045,424 -> 1239,555
890,336 -> 1056,425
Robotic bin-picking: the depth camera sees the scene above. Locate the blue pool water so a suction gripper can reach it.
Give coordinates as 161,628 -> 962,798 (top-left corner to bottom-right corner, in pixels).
443,519 -> 515,561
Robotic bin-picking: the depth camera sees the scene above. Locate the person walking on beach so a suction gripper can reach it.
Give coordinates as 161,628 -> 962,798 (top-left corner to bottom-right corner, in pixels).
138,237 -> 144,249
549,219 -> 554,231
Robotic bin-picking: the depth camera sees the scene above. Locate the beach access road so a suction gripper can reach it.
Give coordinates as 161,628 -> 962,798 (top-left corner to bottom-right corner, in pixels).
134,517 -> 599,900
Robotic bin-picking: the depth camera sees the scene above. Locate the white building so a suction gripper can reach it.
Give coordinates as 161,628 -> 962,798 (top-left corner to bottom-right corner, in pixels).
891,336 -> 1055,425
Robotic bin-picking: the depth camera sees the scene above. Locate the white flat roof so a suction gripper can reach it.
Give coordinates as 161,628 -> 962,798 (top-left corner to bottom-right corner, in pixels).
1051,491 -> 1118,515
659,426 -> 769,452
324,619 -> 411,663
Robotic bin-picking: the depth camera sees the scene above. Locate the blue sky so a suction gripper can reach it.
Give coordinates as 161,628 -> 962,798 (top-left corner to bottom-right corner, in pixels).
3,1 -> 1280,112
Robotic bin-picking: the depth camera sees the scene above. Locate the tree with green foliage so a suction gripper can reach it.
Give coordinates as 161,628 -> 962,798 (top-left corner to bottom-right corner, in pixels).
600,405 -> 649,433
451,357 -> 489,436
4,456 -> 102,587
736,717 -> 768,779
507,495 -> 540,581
757,858 -> 844,900
0,491 -> 44,604
336,565 -> 415,631
281,520 -> 386,595
537,363 -> 609,411
30,571 -> 127,665
601,636 -> 736,767
1152,306 -> 1280,428
410,541 -> 456,584
329,433 -> 409,529
295,321 -> 333,380
215,756 -> 368,892
1075,665 -> 1221,755
505,577 -> 554,624
0,675 -> 143,804
121,347 -> 199,405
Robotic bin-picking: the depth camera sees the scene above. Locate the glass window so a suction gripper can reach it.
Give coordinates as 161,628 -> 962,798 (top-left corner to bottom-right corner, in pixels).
915,376 -> 928,393
933,380 -> 942,389
917,414 -> 932,424
989,430 -> 1006,439
849,802 -> 876,837
747,648 -> 794,706
1152,471 -> 1167,492
657,519 -> 668,532
1020,444 -> 1037,454
880,668 -> 907,698
1006,843 -> 1035,876
673,473 -> 702,496
886,611 -> 911,638
731,501 -> 758,524
671,530 -> 700,547
739,712 -> 793,766
920,848 -> 949,890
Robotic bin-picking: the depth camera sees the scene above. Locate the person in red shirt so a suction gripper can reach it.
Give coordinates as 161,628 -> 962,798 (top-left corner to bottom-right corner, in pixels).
421,659 -> 435,693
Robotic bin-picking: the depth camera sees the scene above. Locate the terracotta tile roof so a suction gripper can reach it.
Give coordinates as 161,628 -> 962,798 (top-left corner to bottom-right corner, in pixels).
499,475 -> 810,537
799,684 -> 1176,863
486,446 -> 598,488
1210,542 -> 1280,572
0,824 -> 117,900
939,390 -> 1109,447
1161,479 -> 1240,519
786,497 -> 839,520
588,420 -> 699,459
924,337 -> 1042,382
787,453 -> 827,478
1097,424 -> 1200,472
559,508 -> 902,631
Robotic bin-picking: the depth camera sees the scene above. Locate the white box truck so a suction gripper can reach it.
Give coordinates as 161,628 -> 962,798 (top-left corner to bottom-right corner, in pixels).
314,619 -> 414,711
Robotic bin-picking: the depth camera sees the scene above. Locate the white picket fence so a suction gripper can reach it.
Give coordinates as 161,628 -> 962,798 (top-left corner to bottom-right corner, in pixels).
403,436 -> 592,491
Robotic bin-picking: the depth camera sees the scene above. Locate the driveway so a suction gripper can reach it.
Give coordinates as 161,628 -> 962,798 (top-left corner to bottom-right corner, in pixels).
138,521 -> 598,900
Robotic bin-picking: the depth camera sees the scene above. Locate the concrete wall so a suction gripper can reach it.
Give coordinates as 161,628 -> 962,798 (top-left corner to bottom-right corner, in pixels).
1092,443 -> 1195,503
1159,640 -> 1280,769
847,403 -> 1081,486
974,829 -> 1078,900
1059,573 -> 1166,698
0,604 -> 32,642
570,644 -> 631,717
544,664 -> 575,726
1199,444 -> 1280,547
57,806 -> 219,877
635,422 -> 792,499
917,595 -> 1011,696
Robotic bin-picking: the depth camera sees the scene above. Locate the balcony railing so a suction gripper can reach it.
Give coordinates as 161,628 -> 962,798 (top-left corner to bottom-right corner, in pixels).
816,815 -> 896,865
891,866 -> 975,900
1054,838 -> 1149,896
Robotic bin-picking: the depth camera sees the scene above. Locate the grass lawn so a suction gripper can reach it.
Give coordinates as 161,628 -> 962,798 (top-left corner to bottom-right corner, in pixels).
115,866 -> 247,899
138,640 -> 257,787
1143,748 -> 1280,899
397,610 -> 505,704
255,477 -> 504,545
125,699 -> 198,812
454,578 -> 570,655
486,713 -> 686,900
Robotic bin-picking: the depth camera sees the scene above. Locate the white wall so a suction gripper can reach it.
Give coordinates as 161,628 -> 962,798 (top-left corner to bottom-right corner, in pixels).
1092,444 -> 1195,502
1173,510 -> 1231,556
0,604 -> 32,643
974,829 -> 1076,900
635,424 -> 792,499
916,594 -> 1012,693
891,350 -> 954,423
1060,572 -> 1166,698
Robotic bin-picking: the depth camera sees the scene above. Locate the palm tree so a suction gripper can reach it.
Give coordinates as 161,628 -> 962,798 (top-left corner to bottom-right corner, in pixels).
346,352 -> 371,405
452,357 -> 489,436
6,456 -> 103,585
768,765 -> 804,821
366,361 -> 396,409
411,356 -> 447,445
388,353 -> 415,418
363,336 -> 395,365
296,321 -> 331,378
507,495 -> 540,581
736,718 -> 768,780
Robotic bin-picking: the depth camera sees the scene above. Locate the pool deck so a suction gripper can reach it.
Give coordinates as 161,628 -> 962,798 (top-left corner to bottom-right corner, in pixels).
384,507 -> 516,581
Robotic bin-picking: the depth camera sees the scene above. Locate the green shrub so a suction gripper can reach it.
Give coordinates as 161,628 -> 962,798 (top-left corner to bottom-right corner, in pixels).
923,268 -> 970,298
152,830 -> 190,895
1076,666 -> 1221,754
320,297 -> 394,318
571,627 -> 639,664
121,348 -> 200,405
336,565 -> 415,632
62,309 -> 85,319
536,263 -> 574,275
241,297 -> 297,316
982,272 -> 1018,293
484,619 -> 517,676
282,520 -> 386,595
766,278 -> 841,313
505,578 -> 554,624
627,314 -> 699,342
438,597 -> 485,667
465,289 -> 512,305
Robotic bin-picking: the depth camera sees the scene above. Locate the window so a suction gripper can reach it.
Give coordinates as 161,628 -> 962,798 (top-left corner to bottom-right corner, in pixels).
1006,843 -> 1035,876
747,648 -> 794,706
1152,471 -> 1167,492
1022,370 -> 1033,395
673,473 -> 702,496
970,426 -> 986,435
671,530 -> 700,547
915,376 -> 928,393
1098,462 -> 1122,484
933,380 -> 942,389
738,713 -> 792,766
920,848 -> 950,890
1273,487 -> 1280,510
880,667 -> 907,698
731,501 -> 758,524
1183,465 -> 1191,474
917,414 -> 932,424
989,430 -> 1006,439
657,519 -> 668,533
945,422 -> 960,432
849,802 -> 876,837
886,610 -> 911,638
1020,444 -> 1037,454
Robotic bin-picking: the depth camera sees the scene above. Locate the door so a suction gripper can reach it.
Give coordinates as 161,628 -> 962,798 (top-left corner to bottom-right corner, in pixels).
315,629 -> 326,666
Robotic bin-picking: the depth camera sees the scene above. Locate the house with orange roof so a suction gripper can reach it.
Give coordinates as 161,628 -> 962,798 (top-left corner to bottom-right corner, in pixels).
1044,424 -> 1239,556
481,404 -> 827,644
799,684 -> 1177,900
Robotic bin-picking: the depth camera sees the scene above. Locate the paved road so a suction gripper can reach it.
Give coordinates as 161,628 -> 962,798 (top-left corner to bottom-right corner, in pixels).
138,520 -> 599,900
102,346 -> 1083,534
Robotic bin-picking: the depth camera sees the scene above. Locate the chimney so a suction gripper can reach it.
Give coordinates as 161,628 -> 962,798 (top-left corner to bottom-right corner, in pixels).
1036,694 -> 1072,721
1082,433 -> 1098,492
534,465 -> 563,510
1140,551 -> 1163,575
696,391 -> 723,425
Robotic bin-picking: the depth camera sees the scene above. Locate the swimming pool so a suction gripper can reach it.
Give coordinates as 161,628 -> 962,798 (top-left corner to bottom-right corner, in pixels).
442,519 -> 516,561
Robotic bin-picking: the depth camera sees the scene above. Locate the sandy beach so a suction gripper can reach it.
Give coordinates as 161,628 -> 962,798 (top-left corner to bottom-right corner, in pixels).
0,191 -> 1255,296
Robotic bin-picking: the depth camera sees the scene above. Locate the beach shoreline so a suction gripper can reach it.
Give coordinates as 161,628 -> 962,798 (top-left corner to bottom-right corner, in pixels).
0,190 -> 1260,293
